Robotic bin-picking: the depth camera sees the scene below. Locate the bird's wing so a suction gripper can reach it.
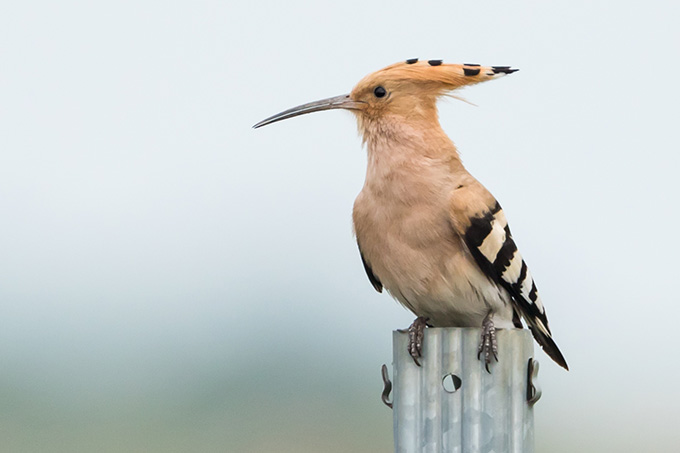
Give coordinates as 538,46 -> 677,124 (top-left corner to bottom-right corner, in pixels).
358,242 -> 383,293
449,184 -> 568,370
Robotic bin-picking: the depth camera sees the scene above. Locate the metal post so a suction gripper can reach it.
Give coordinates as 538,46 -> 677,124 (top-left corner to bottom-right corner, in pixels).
389,328 -> 538,453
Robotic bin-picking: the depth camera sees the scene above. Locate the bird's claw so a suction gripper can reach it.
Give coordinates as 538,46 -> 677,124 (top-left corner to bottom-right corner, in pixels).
399,316 -> 429,367
477,313 -> 498,373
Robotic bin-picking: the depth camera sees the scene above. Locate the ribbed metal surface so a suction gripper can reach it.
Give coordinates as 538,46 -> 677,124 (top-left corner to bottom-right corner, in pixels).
392,328 -> 535,453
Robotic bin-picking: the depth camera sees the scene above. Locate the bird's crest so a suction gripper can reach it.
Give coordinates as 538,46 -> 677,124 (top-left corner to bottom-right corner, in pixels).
352,59 -> 518,97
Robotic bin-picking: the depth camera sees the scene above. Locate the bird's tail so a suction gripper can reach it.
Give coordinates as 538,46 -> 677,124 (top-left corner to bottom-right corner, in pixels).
525,318 -> 569,370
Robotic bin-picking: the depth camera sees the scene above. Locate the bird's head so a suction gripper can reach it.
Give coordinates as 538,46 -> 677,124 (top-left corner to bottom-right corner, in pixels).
253,59 -> 517,135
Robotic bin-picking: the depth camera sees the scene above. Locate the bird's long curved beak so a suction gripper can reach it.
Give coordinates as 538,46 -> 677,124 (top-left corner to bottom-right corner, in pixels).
253,94 -> 363,128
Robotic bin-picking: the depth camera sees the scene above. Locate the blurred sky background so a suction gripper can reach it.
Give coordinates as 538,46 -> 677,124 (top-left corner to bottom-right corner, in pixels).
1,1 -> 679,452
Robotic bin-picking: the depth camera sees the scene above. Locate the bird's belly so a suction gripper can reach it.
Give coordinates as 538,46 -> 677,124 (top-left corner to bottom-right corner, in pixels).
381,247 -> 514,328
355,203 -> 514,328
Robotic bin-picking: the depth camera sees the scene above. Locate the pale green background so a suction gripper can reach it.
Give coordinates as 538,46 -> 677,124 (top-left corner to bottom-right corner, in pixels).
1,1 -> 678,451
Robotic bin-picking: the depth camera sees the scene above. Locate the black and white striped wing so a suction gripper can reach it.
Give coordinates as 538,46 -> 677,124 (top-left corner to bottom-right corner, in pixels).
464,202 -> 568,370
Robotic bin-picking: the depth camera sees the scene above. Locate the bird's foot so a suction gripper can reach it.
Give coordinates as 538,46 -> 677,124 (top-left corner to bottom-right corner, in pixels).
399,316 -> 429,367
477,312 -> 498,373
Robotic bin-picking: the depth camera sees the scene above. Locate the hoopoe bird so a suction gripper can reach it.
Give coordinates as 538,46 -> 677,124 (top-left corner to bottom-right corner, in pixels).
254,59 -> 568,371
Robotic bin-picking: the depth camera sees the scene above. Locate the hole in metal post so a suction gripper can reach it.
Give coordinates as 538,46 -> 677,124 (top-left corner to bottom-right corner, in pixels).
442,373 -> 462,393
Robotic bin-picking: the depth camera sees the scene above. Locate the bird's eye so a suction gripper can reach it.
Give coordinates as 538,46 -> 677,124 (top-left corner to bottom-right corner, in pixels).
373,86 -> 387,98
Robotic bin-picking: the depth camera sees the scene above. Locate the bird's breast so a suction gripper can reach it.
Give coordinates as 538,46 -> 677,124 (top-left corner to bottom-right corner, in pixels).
354,186 -> 460,293
352,163 -> 512,327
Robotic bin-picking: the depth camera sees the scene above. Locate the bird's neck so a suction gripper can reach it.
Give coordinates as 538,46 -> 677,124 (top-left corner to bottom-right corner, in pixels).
359,116 -> 469,201
360,115 -> 466,171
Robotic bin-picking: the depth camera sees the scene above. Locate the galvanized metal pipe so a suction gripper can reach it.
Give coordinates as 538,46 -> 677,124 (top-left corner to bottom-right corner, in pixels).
391,328 -> 536,453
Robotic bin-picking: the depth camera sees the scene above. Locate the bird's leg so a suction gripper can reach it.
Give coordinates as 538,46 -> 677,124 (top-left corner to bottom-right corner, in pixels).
477,311 -> 499,373
399,316 -> 429,367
